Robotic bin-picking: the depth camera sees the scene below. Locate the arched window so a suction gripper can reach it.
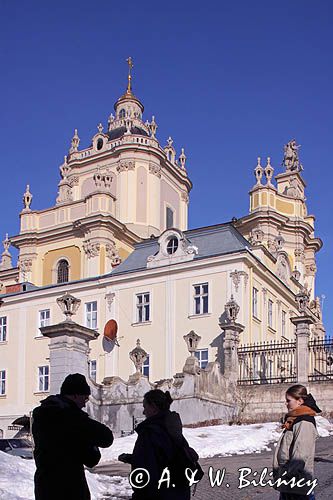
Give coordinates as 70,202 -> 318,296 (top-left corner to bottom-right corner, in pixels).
119,108 -> 126,119
57,259 -> 69,284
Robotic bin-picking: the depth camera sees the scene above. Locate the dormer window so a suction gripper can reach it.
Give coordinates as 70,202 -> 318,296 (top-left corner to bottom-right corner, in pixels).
119,109 -> 126,119
96,138 -> 104,150
166,237 -> 178,255
57,259 -> 69,284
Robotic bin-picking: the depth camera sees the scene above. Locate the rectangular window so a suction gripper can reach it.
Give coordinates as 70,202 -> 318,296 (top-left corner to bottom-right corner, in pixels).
38,366 -> 49,392
142,355 -> 150,377
166,207 -> 174,229
85,302 -> 98,329
0,317 -> 7,342
136,293 -> 150,323
39,309 -> 50,330
194,349 -> 209,369
89,360 -> 97,382
268,299 -> 273,328
282,310 -> 286,337
252,288 -> 258,318
0,370 -> 6,395
193,283 -> 209,315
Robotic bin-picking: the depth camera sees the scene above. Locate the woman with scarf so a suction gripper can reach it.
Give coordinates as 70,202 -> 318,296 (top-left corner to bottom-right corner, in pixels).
273,384 -> 321,500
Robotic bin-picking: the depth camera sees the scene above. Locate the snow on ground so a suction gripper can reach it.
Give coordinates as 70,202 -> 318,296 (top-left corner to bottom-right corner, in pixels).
100,415 -> 333,463
0,451 -> 131,500
1,417 -> 332,499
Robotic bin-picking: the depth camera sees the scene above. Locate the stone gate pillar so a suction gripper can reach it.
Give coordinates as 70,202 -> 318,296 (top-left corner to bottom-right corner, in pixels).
40,292 -> 98,394
219,296 -> 244,383
291,287 -> 314,385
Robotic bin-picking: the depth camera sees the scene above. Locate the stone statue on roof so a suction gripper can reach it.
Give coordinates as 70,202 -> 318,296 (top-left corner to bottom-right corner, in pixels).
282,139 -> 303,172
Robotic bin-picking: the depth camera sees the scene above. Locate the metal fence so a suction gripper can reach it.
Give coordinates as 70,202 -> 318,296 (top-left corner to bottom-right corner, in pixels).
238,340 -> 297,385
309,337 -> 333,381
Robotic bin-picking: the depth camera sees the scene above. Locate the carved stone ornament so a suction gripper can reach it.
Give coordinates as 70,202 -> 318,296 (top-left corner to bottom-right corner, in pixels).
129,339 -> 148,373
309,297 -> 323,321
60,157 -> 71,179
105,242 -> 121,266
56,291 -> 81,322
56,180 -> 73,205
105,292 -> 115,311
0,234 -> 12,271
305,263 -> 317,276
264,157 -> 274,185
116,161 -> 135,173
230,270 -> 248,293
275,234 -> 285,251
294,247 -> 305,263
147,229 -> 198,268
292,267 -> 301,281
93,172 -> 103,189
276,253 -> 290,283
2,234 -> 10,255
18,257 -> 33,274
183,330 -> 201,354
181,192 -> 189,203
295,286 -> 310,314
69,176 -> 79,187
224,295 -> 240,323
267,239 -> 278,254
282,139 -> 303,172
69,129 -> 80,153
149,116 -> 157,138
249,227 -> 264,245
179,148 -> 186,169
149,163 -> 161,178
23,185 -> 33,211
254,158 -> 264,185
83,240 -> 101,259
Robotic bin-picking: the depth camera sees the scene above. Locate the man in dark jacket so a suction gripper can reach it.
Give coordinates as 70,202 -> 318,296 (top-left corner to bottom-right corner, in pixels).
32,373 -> 114,500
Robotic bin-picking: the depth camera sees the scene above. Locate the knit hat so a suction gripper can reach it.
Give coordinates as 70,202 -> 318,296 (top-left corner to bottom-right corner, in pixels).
60,373 -> 91,396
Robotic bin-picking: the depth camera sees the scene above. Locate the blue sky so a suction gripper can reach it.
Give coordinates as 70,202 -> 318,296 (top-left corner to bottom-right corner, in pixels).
0,1 -> 332,331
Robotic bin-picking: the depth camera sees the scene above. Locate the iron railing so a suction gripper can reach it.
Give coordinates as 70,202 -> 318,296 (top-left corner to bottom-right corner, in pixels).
238,339 -> 297,385
308,337 -> 333,381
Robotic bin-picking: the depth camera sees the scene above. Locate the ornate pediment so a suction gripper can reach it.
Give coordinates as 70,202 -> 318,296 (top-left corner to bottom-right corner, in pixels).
147,229 -> 198,269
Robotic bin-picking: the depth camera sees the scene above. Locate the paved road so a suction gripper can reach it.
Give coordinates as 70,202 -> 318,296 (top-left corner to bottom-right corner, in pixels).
94,436 -> 333,499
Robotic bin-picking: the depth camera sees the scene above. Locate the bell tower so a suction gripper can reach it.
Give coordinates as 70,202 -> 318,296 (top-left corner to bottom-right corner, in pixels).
236,140 -> 322,301
4,59 -> 192,288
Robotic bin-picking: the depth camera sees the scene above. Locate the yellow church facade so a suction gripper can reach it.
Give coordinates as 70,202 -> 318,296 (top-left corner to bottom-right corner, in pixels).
0,64 -> 324,436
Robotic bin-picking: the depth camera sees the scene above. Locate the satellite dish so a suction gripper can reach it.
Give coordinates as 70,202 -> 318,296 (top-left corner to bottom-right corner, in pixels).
104,319 -> 118,343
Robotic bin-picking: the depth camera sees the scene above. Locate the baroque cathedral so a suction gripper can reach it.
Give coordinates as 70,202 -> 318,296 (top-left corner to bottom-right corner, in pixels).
0,61 -> 325,435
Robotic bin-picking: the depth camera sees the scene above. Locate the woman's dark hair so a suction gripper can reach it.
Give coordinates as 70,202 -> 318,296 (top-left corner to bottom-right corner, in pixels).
286,384 -> 308,401
144,389 -> 173,411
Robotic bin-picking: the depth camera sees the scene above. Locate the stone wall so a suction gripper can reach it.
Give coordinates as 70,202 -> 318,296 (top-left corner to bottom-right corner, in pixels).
236,381 -> 333,424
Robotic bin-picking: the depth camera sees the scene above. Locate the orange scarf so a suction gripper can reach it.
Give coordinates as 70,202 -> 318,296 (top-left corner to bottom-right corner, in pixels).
283,405 -> 316,430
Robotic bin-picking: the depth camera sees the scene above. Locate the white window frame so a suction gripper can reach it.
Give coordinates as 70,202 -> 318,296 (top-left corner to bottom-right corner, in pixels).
89,360 -> 97,382
252,288 -> 259,318
0,370 -> 6,395
193,283 -> 209,315
0,317 -> 7,342
38,366 -> 49,392
195,349 -> 209,369
268,299 -> 274,329
38,309 -> 50,335
141,355 -> 150,377
85,301 -> 98,330
135,292 -> 151,323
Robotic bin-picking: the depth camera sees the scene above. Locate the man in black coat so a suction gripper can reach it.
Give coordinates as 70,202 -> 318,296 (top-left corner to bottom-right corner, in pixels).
32,373 -> 114,500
